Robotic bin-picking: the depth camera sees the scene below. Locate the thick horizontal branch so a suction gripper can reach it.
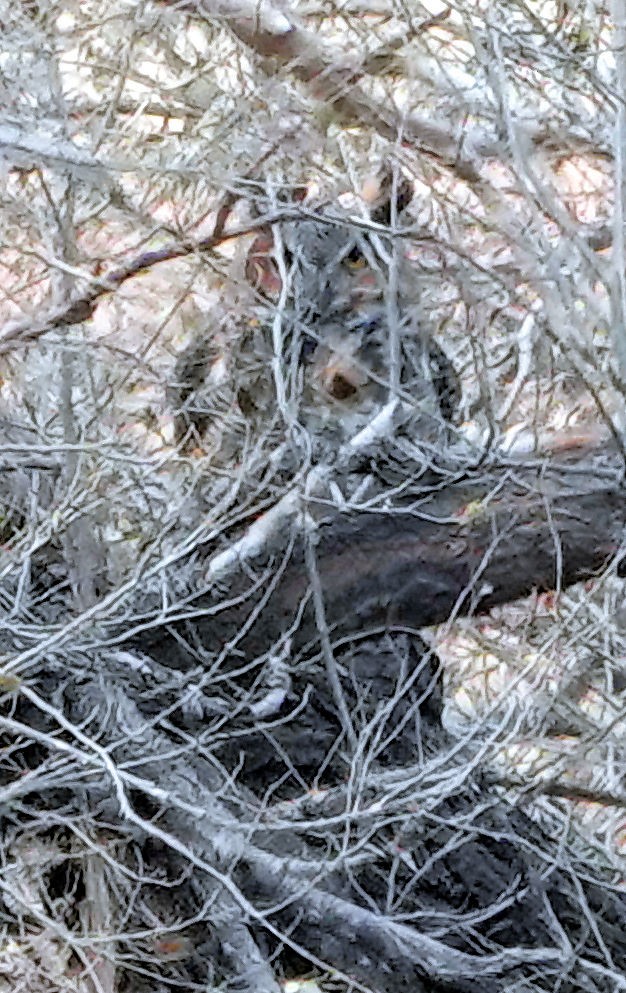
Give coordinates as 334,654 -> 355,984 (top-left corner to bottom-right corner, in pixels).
170,441 -> 626,662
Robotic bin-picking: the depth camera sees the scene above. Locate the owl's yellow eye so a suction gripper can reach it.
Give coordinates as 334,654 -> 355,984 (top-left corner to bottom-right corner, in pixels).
344,255 -> 367,270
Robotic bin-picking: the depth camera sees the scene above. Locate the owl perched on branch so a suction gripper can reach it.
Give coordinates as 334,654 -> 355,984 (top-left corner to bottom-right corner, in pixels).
169,164 -> 460,457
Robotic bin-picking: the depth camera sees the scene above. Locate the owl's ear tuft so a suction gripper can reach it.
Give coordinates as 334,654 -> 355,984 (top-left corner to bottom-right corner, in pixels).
363,162 -> 413,227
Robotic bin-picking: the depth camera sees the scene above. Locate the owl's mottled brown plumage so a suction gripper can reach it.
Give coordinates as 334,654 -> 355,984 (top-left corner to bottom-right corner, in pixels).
169,167 -> 460,456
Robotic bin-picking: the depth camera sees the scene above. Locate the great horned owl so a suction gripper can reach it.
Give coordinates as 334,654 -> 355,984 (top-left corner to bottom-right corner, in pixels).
169,169 -> 460,456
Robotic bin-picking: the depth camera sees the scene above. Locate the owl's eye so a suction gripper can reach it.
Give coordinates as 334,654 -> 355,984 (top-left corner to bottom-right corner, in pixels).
344,245 -> 367,269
